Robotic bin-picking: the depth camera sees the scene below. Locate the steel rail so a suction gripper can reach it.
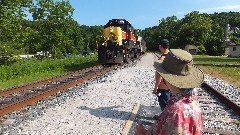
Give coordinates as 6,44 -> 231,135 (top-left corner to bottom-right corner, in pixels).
0,65 -> 103,98
0,65 -> 117,117
201,82 -> 240,116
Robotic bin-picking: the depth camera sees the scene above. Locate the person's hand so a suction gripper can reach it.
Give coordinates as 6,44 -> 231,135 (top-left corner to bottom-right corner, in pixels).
135,122 -> 146,135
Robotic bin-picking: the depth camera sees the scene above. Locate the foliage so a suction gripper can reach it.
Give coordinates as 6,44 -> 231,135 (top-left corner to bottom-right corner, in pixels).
142,11 -> 240,56
202,66 -> 240,85
210,12 -> 240,28
193,55 -> 240,85
1,0 -> 240,65
0,44 -> 15,64
193,55 -> 240,64
197,44 -> 206,55
205,23 -> 224,55
0,0 -> 32,64
177,11 -> 213,48
141,26 -> 158,50
28,0 -> 75,58
0,54 -> 97,83
158,16 -> 180,48
79,25 -> 103,52
0,0 -> 103,65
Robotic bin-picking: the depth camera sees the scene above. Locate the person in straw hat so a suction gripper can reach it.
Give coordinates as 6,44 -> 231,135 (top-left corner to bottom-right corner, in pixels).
135,49 -> 204,135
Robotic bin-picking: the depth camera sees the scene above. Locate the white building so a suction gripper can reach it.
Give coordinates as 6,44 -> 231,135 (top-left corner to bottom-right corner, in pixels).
225,44 -> 240,57
185,45 -> 198,55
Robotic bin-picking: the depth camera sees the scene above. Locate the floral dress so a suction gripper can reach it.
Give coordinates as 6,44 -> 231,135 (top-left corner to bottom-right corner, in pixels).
152,94 -> 203,135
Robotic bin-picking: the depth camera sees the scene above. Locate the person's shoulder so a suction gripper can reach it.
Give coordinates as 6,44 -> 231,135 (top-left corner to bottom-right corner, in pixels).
159,54 -> 167,60
161,53 -> 168,57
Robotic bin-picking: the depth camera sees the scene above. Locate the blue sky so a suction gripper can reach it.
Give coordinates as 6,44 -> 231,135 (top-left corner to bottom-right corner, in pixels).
43,0 -> 240,29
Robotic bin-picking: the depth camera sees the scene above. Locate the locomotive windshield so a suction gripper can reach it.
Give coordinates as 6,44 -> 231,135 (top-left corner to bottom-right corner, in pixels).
118,20 -> 124,24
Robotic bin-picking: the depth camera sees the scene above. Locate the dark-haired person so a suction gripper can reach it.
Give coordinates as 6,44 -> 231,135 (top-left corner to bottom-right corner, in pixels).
153,39 -> 172,112
135,49 -> 204,135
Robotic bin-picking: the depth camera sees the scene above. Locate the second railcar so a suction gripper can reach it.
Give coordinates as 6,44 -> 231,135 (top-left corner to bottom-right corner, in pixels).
136,36 -> 147,55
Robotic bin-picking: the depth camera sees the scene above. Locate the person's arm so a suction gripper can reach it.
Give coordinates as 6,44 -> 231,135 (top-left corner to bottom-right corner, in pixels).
153,55 -> 165,95
135,122 -> 159,135
153,72 -> 160,95
153,71 -> 164,95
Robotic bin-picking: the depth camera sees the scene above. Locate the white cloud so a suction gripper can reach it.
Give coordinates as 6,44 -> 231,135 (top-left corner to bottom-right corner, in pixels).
177,5 -> 240,15
199,5 -> 240,13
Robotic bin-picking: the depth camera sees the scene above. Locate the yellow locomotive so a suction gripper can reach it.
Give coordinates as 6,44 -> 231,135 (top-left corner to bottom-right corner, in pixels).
98,19 -> 146,64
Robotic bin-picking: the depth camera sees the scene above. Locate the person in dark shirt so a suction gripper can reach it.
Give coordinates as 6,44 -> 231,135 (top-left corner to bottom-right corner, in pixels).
153,39 -> 171,112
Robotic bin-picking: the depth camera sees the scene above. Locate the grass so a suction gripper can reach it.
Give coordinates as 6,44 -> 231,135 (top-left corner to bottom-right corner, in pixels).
0,71 -> 65,90
193,55 -> 240,88
0,55 -> 98,90
1,54 -> 239,90
193,55 -> 240,64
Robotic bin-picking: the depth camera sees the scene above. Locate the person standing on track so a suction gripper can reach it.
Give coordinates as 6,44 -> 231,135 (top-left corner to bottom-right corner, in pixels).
135,49 -> 204,135
153,39 -> 172,112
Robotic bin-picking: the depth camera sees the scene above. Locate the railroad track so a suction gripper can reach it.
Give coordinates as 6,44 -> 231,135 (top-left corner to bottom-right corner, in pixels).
0,65 -> 118,118
0,53 -> 239,134
153,52 -> 240,134
200,82 -> 240,135
0,53 -> 145,120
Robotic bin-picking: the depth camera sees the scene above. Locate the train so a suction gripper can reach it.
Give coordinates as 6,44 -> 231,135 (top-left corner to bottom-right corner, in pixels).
98,19 -> 147,64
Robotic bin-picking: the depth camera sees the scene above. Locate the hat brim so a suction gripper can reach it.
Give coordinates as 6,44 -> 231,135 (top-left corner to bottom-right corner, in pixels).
154,60 -> 204,88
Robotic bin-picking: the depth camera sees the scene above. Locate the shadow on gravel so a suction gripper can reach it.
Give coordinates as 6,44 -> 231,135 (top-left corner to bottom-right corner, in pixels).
77,106 -> 129,120
128,105 -> 160,134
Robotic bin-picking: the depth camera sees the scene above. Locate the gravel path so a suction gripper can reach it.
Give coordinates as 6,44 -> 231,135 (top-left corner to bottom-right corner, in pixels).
6,53 -> 156,135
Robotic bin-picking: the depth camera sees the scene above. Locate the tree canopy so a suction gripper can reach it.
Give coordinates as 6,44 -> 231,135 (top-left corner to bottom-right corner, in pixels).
0,0 -> 239,65
141,11 -> 240,55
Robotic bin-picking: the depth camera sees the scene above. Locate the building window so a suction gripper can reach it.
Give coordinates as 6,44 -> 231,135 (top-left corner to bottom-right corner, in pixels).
189,49 -> 197,55
233,47 -> 236,51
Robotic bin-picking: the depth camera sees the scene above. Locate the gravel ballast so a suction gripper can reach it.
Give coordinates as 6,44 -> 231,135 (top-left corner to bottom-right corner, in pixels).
4,53 -> 156,134
2,53 -> 239,134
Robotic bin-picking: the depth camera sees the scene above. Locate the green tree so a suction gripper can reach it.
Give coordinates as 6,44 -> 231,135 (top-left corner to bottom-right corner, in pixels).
158,16 -> 180,48
177,11 -> 213,50
211,12 -> 240,28
0,0 -> 32,64
29,0 -> 75,58
142,27 -> 158,51
68,20 -> 84,53
79,25 -> 103,52
142,16 -> 180,51
142,11 -> 240,55
205,23 -> 224,55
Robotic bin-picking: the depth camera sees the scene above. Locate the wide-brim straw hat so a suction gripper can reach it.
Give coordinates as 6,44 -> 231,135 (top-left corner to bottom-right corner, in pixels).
154,49 -> 204,88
